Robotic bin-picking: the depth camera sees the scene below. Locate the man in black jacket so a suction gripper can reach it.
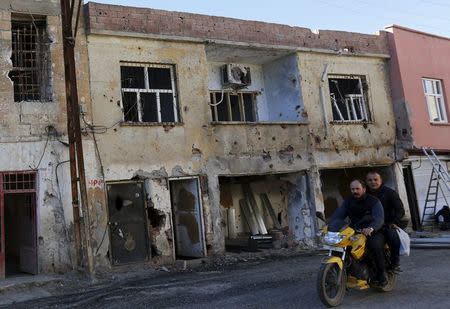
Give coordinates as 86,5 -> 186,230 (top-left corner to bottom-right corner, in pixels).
329,179 -> 387,286
366,171 -> 406,270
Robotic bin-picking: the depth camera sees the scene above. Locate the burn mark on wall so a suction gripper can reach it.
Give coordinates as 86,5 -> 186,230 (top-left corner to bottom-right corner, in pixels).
148,207 -> 166,231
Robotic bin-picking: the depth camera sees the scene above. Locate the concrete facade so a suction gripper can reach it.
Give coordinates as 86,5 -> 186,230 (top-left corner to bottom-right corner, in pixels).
82,2 -> 404,270
385,25 -> 450,227
0,1 -> 410,277
0,0 -> 92,277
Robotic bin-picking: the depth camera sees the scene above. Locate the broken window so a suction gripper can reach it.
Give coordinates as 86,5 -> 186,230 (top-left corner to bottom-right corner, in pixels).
210,91 -> 257,122
9,14 -> 52,102
422,78 -> 447,123
328,75 -> 370,122
120,63 -> 179,123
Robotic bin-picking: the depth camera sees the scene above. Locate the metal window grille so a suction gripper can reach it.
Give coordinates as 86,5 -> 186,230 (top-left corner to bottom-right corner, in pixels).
120,63 -> 179,123
2,172 -> 36,192
210,91 -> 257,122
9,16 -> 52,102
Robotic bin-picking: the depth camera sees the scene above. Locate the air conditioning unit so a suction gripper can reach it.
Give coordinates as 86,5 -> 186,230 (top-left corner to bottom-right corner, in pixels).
221,64 -> 251,87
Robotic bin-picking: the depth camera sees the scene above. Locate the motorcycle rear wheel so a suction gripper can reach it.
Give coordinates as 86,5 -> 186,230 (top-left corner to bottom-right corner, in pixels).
317,263 -> 347,307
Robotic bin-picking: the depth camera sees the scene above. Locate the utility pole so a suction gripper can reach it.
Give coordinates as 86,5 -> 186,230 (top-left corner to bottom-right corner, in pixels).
60,0 -> 95,277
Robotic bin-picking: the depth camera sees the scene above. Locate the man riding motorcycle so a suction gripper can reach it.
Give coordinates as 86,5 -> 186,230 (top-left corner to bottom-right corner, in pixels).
328,179 -> 388,287
366,171 -> 406,271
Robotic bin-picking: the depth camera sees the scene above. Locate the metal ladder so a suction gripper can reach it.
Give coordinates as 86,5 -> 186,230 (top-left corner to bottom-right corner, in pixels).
421,148 -> 450,228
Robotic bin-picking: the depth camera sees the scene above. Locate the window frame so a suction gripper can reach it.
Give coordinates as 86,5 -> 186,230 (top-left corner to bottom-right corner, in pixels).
120,62 -> 179,124
209,91 -> 257,122
328,74 -> 371,123
422,78 -> 447,123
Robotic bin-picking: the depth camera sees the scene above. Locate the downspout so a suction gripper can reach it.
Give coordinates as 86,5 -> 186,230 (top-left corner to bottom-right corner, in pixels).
319,63 -> 330,137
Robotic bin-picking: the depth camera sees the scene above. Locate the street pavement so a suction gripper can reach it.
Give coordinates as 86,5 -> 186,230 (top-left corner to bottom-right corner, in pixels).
4,248 -> 450,308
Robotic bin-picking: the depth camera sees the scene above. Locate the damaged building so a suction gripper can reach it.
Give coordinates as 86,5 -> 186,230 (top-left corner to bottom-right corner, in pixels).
81,2 -> 409,270
0,0 -> 92,278
0,0 -> 413,278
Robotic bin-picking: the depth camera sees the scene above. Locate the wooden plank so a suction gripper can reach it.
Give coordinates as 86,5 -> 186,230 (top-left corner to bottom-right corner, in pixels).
242,184 -> 267,235
260,193 -> 282,230
239,199 -> 259,235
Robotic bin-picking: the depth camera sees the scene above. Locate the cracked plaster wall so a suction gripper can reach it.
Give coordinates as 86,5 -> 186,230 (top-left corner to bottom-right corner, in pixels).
299,52 -> 396,169
0,1 -> 92,274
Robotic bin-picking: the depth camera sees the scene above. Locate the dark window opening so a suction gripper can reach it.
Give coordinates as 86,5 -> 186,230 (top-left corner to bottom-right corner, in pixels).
210,91 -> 257,122
9,14 -> 51,102
148,67 -> 172,90
328,75 -> 370,122
121,66 -> 145,89
141,93 -> 158,122
160,93 -> 175,122
243,93 -> 256,122
120,63 -> 179,123
230,94 -> 242,121
122,92 -> 138,122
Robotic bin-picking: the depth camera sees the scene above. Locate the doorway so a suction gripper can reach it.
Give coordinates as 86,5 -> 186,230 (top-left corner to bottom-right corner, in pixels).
0,171 -> 38,278
169,178 -> 206,259
403,165 -> 421,230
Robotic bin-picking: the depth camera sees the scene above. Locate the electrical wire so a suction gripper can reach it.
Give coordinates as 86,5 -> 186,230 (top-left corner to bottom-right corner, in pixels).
81,115 -> 109,256
81,94 -> 141,134
55,159 -> 74,268
209,89 -> 226,107
32,130 -> 50,169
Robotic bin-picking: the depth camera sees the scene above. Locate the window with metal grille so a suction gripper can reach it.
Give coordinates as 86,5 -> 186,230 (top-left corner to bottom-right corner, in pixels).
120,63 -> 179,123
210,91 -> 257,122
328,75 -> 370,122
8,14 -> 52,102
2,172 -> 36,191
422,78 -> 447,123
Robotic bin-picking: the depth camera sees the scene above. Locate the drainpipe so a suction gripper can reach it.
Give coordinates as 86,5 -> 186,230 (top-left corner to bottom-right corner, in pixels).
319,64 -> 330,137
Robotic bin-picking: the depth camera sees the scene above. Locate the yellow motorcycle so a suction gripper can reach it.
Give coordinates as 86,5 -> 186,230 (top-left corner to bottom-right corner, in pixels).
317,225 -> 397,307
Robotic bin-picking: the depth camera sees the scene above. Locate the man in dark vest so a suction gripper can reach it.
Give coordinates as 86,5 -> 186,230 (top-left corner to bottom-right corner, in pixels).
366,171 -> 406,271
329,179 -> 387,286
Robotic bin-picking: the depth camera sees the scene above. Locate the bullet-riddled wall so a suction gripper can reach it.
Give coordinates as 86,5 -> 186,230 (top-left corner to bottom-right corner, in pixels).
0,0 -> 92,274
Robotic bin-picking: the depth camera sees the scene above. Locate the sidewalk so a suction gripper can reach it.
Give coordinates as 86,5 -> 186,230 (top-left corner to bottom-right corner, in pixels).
0,274 -> 64,306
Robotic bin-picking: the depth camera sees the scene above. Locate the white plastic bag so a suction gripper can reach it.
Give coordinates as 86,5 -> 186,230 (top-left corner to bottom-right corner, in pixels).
396,227 -> 410,256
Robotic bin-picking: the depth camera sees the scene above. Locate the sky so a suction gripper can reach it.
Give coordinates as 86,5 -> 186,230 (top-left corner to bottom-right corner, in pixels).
86,0 -> 450,38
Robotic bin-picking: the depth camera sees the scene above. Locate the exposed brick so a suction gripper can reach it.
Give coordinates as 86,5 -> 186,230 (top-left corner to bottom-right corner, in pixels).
84,2 -> 389,55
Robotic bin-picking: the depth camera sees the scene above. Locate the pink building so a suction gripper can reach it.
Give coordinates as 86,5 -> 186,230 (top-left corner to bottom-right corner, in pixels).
385,25 -> 450,230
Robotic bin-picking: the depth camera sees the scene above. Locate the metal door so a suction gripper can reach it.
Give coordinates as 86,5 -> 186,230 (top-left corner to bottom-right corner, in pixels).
107,182 -> 149,265
170,178 -> 206,258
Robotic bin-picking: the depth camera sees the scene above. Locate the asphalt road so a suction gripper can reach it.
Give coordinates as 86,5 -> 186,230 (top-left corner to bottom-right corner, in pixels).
9,248 -> 450,308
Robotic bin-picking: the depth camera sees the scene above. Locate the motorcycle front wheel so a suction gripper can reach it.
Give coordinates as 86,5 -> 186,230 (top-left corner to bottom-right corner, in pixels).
317,263 -> 347,307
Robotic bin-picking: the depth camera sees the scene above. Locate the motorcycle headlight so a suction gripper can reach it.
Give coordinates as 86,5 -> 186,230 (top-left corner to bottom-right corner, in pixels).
323,232 -> 344,245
